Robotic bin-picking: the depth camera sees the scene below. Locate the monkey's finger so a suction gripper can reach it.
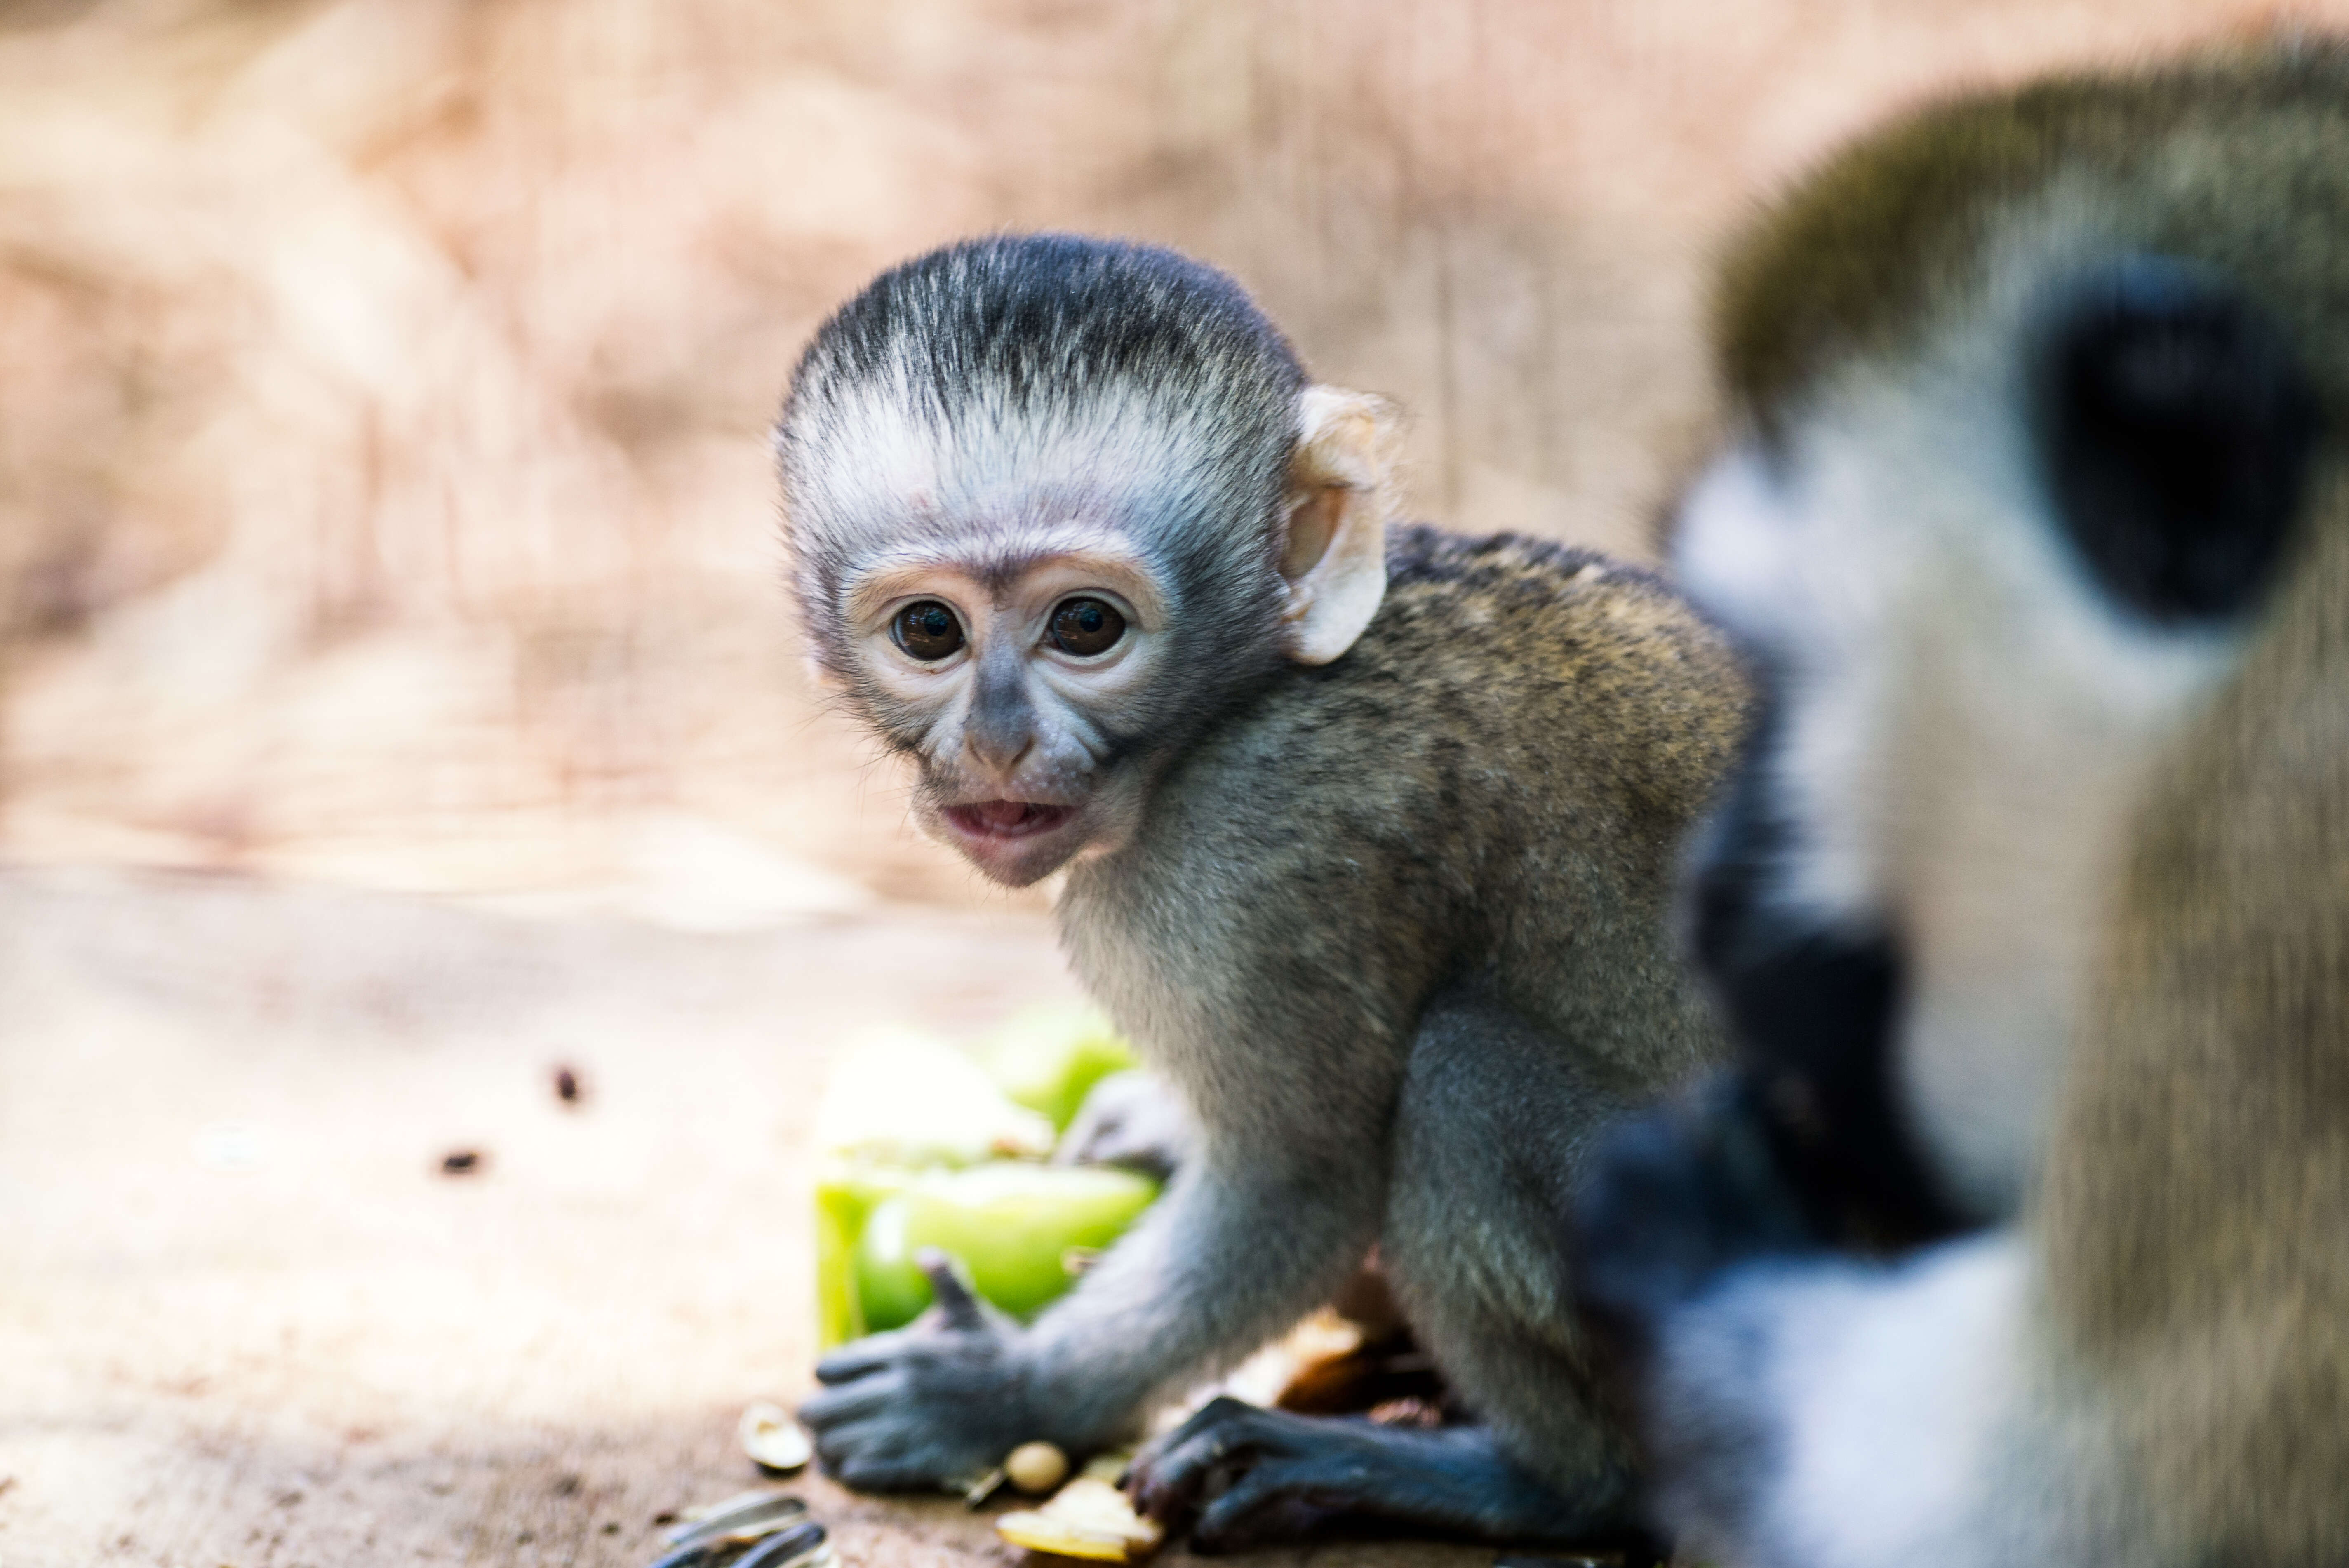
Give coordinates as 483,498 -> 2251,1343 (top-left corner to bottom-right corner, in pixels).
915,1247 -> 991,1332
1190,1462 -> 1315,1554
809,1409 -> 910,1473
835,1450 -> 948,1493
812,1416 -> 953,1493
1128,1398 -> 1262,1519
1153,1394 -> 1260,1446
818,1425 -> 939,1492
813,1329 -> 921,1384
799,1370 -> 908,1433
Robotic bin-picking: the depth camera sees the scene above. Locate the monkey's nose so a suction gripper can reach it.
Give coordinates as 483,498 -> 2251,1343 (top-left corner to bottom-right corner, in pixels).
964,724 -> 1036,774
965,656 -> 1039,774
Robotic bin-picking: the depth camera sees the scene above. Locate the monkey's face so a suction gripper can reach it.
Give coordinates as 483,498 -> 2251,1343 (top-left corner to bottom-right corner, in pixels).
1569,68 -> 2349,1568
814,383 -> 1399,890
836,527 -> 1178,887
1668,246 -> 2319,1223
779,238 -> 1403,890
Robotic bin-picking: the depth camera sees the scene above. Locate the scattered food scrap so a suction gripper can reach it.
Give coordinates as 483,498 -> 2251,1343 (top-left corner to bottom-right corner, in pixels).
732,1521 -> 830,1568
662,1490 -> 804,1543
996,1476 -> 1162,1563
437,1149 -> 484,1176
996,1454 -> 1159,1563
646,1491 -> 823,1568
738,1402 -> 812,1476
1005,1440 -> 1069,1495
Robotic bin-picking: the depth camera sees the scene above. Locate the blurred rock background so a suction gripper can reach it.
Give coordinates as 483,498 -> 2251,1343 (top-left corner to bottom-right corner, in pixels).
0,5 -> 2333,1566
0,0 -> 2302,915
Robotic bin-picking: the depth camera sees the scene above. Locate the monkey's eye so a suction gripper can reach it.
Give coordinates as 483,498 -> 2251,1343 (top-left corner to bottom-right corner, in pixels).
891,600 -> 966,661
1048,597 -> 1126,658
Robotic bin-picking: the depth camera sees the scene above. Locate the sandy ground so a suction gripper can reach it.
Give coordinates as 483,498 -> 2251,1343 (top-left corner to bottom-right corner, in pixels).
11,4 -> 2349,1567
0,864 -> 1495,1568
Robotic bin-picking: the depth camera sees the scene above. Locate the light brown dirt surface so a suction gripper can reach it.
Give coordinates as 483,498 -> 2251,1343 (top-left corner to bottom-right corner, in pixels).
0,863 -> 1496,1568
4,2 -> 2345,1566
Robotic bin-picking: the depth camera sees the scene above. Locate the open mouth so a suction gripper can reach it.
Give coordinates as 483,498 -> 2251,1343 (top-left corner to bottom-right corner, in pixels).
941,801 -> 1076,839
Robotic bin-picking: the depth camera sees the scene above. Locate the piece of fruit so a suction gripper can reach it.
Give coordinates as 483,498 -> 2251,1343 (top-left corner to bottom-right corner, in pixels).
853,1164 -> 1159,1332
815,1160 -> 924,1347
817,1028 -> 1055,1168
974,1005 -> 1139,1134
812,1015 -> 1154,1348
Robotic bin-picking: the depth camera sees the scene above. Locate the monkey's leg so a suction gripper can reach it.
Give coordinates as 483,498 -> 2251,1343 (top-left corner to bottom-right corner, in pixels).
1131,987 -> 1668,1550
1369,984 -> 1654,1544
1128,1397 -> 1597,1552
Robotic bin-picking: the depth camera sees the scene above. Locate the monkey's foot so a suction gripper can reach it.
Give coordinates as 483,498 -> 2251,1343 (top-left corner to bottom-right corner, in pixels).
1568,1070 -> 1820,1355
1127,1398 -> 1625,1552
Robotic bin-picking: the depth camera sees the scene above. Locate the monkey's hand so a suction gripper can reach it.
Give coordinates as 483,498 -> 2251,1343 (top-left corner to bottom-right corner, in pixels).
1053,1069 -> 1196,1182
802,1251 -> 1042,1491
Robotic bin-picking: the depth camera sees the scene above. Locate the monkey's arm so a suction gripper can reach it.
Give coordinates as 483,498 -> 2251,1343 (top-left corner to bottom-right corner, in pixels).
803,1134 -> 1383,1490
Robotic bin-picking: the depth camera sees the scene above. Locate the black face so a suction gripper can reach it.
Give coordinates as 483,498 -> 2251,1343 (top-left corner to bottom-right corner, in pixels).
893,599 -> 965,661
1568,698 -> 1971,1406
1684,711 -> 1967,1253
2037,256 -> 2321,625
1048,596 -> 1126,657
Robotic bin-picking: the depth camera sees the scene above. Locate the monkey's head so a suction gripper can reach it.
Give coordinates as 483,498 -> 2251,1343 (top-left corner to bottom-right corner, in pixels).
776,235 -> 1398,887
1568,56 -> 2349,1563
1666,49 -> 2347,1228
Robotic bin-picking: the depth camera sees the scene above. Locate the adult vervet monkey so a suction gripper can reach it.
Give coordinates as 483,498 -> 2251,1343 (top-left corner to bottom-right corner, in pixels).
1572,44 -> 2349,1568
778,235 -> 1749,1547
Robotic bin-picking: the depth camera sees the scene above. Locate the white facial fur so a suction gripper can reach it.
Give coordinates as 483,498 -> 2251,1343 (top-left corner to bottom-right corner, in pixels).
844,528 -> 1173,887
807,384 -> 1396,890
1672,240 -> 2246,1217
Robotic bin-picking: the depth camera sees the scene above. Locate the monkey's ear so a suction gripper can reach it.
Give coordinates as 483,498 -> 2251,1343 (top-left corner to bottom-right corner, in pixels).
1279,386 -> 1400,665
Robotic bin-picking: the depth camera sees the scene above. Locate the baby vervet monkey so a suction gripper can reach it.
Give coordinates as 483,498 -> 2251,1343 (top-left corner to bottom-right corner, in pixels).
1572,44 -> 2349,1568
778,234 -> 1749,1547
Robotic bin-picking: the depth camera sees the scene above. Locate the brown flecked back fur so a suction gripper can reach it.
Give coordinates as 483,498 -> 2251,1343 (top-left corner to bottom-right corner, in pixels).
1062,521 -> 1750,1151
